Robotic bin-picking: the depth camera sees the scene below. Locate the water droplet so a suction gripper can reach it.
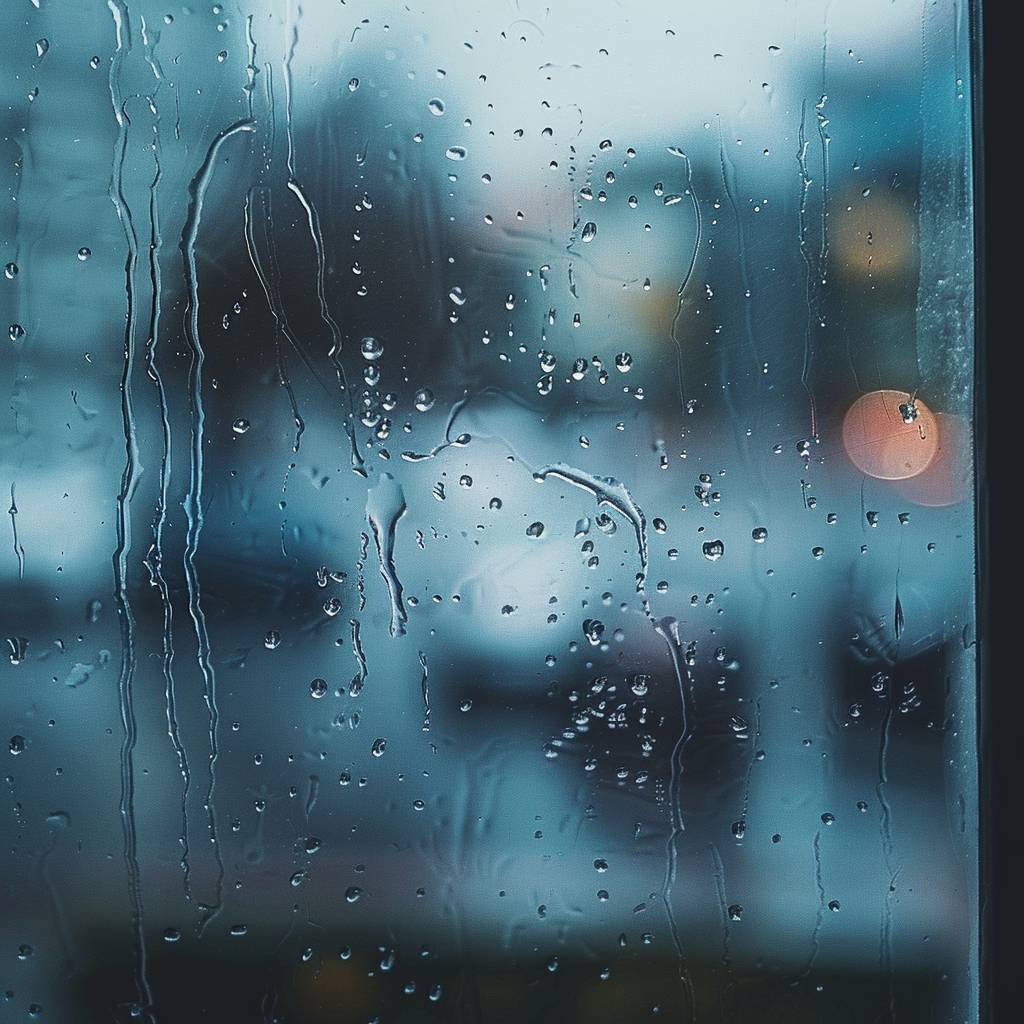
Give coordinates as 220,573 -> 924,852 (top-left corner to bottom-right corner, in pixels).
526,522 -> 545,538
445,146 -> 467,161
581,221 -> 598,242
428,98 -> 445,116
702,539 -> 725,561
752,527 -> 768,543
360,336 -> 383,360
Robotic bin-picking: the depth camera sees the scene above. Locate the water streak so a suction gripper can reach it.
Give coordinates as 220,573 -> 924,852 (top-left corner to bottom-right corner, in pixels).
7,484 -> 24,580
534,463 -> 649,615
366,473 -> 408,637
106,1 -> 153,1016
179,115 -> 255,932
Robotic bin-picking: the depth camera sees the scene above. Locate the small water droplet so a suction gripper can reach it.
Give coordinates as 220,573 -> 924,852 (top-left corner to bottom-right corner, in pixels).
360,336 -> 383,360
702,539 -> 725,561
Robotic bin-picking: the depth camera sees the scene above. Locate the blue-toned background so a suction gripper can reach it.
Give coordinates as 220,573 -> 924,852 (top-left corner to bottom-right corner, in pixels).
0,1 -> 976,1021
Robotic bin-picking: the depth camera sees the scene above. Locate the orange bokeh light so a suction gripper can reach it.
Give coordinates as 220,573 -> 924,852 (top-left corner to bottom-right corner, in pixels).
894,412 -> 971,507
841,389 -> 939,480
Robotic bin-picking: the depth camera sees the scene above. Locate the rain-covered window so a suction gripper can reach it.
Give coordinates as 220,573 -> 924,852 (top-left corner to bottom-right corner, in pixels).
1,1 -> 978,1021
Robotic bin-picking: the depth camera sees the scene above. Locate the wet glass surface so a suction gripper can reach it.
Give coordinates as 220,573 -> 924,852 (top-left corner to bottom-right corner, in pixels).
1,1 -> 977,1021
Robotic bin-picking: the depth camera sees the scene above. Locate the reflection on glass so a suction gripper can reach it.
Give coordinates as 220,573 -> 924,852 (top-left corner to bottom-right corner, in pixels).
1,1 -> 977,1021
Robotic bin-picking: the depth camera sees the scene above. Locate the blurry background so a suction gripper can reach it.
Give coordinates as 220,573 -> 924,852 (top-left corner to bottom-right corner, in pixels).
0,0 -> 977,1021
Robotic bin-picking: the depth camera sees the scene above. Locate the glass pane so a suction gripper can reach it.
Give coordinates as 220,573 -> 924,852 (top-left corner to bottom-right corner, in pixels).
1,1 -> 977,1021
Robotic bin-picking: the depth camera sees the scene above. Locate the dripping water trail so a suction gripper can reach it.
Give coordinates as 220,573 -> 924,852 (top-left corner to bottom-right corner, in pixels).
366,473 -> 408,637
8,484 -> 25,580
304,774 -> 319,819
419,651 -> 430,732
38,821 -> 76,977
709,842 -> 734,1023
796,101 -> 819,439
356,532 -> 368,612
275,1 -> 307,472
534,464 -> 650,616
737,698 -> 761,838
533,461 -> 692,1019
816,20 -> 831,273
141,99 -> 192,899
717,122 -> 758,372
349,619 -> 367,696
666,149 -> 702,416
286,178 -> 364,476
179,116 -> 255,933
653,618 -> 697,1024
240,186 -> 312,564
106,1 -> 153,1017
242,188 -> 326,415
798,830 -> 826,982
717,120 -> 769,524
244,15 -> 258,121
878,533 -> 903,1021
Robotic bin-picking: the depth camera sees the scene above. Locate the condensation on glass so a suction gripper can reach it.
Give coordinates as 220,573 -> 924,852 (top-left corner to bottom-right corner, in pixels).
0,1 -> 977,1021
